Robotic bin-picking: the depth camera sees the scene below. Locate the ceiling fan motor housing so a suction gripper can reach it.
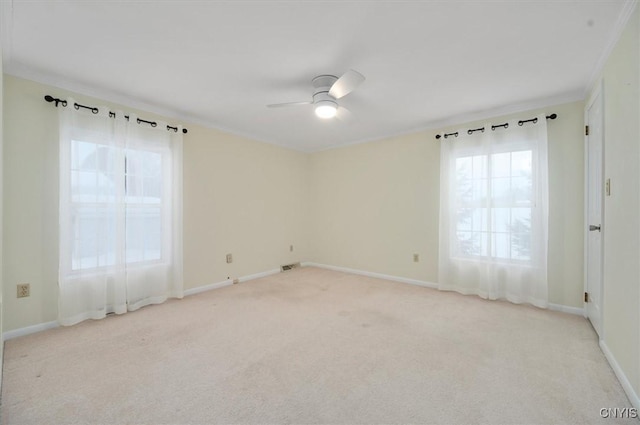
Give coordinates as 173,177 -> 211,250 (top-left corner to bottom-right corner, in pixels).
312,75 -> 338,105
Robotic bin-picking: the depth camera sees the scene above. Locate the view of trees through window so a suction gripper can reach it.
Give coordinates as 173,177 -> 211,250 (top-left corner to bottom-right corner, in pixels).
455,149 -> 533,262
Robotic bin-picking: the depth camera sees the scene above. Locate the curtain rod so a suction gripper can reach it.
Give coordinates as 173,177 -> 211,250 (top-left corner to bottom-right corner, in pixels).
435,113 -> 557,140
44,95 -> 188,134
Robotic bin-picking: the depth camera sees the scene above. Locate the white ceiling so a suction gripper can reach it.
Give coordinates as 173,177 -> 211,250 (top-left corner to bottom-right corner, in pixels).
1,0 -> 632,152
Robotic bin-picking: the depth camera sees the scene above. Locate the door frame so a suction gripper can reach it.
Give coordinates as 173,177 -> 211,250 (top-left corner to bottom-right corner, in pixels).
583,79 -> 605,338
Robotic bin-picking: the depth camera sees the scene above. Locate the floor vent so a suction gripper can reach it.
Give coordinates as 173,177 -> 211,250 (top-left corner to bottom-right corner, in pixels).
281,262 -> 300,272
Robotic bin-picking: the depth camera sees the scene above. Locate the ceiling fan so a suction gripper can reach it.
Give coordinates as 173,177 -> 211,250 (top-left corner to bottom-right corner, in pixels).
267,69 -> 365,121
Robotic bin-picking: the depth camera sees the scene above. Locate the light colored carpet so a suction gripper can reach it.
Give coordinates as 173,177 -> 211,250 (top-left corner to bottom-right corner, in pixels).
1,266 -> 633,424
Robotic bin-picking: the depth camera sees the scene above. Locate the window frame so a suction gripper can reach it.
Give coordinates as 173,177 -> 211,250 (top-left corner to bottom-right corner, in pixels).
450,139 -> 538,266
66,138 -> 168,275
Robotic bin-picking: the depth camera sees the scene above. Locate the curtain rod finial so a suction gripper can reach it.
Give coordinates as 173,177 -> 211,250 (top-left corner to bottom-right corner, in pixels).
44,95 -> 67,107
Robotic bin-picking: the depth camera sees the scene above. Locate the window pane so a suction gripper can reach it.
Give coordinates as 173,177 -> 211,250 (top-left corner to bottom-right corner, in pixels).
96,207 -> 117,267
511,208 -> 531,231
100,146 -> 123,176
512,176 -> 531,204
457,179 -> 473,202
478,231 -> 489,256
511,150 -> 532,177
144,214 -> 162,261
457,208 -> 473,231
143,176 -> 162,203
457,231 -> 474,256
72,141 -> 96,171
511,232 -> 531,261
126,206 -> 162,263
72,206 -> 102,270
472,208 -> 488,232
142,151 -> 162,177
492,233 -> 510,259
126,175 -> 144,201
472,179 -> 487,202
492,208 -> 510,233
491,152 -> 510,178
472,155 -> 487,179
68,141 -> 167,271
126,212 -> 143,264
456,157 -> 472,181
71,170 -> 98,203
511,208 -> 531,260
452,149 -> 534,263
97,173 -> 117,203
491,177 -> 510,201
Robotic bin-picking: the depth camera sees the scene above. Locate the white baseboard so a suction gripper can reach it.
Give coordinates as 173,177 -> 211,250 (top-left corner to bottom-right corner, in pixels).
3,321 -> 59,341
303,262 -> 583,316
548,303 -> 584,316
600,340 -> 640,410
184,268 -> 281,297
183,279 -> 233,297
303,262 -> 438,289
238,268 -> 280,283
5,268 -> 283,341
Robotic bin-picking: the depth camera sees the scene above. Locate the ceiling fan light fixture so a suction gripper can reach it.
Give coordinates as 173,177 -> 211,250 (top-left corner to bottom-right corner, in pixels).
315,101 -> 338,119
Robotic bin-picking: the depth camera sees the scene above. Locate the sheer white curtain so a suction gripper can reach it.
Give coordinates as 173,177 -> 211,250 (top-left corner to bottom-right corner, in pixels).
438,115 -> 549,307
58,99 -> 183,326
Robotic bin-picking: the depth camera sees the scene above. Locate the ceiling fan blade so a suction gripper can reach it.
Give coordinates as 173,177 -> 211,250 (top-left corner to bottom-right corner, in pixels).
329,69 -> 365,99
336,106 -> 354,123
267,101 -> 312,108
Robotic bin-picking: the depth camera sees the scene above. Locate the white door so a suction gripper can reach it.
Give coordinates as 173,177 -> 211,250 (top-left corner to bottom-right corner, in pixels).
585,83 -> 604,337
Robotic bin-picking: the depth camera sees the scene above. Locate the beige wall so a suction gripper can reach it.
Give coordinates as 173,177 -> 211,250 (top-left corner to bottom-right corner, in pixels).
598,3 -> 640,401
2,75 -> 309,332
308,131 -> 440,282
2,75 -> 588,333
0,24 -> 4,384
309,101 -> 586,309
5,31 -> 638,402
183,125 -> 309,286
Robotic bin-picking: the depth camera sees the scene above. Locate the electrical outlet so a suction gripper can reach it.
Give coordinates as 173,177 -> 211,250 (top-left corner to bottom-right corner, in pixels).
413,253 -> 420,262
290,245 -> 294,252
17,283 -> 30,298
226,253 -> 233,263
606,178 -> 611,196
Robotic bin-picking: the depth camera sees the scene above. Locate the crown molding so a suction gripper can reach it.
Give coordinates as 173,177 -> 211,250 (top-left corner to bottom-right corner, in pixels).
312,90 -> 585,153
5,62 -> 587,156
584,0 -> 638,97
4,62 -> 308,153
422,91 -> 585,133
1,0 -> 15,64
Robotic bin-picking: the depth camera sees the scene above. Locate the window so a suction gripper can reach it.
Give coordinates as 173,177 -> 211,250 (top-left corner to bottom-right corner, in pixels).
70,140 -> 165,271
58,102 -> 183,326
438,115 -> 548,307
124,149 -> 164,265
454,149 -> 533,262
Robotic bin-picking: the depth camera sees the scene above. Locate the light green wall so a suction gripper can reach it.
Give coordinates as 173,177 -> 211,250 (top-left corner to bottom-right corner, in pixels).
598,3 -> 640,402
309,101 -> 586,309
2,75 -> 310,332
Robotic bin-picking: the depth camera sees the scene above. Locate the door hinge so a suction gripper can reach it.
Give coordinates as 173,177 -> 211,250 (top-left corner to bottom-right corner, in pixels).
585,125 -> 589,136
584,292 -> 589,303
